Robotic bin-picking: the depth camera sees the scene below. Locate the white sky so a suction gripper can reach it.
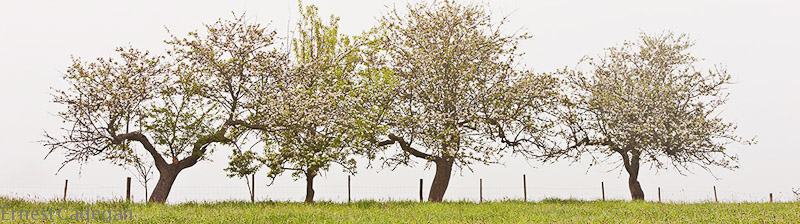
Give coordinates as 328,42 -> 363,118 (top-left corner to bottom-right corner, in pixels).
1,0 -> 798,203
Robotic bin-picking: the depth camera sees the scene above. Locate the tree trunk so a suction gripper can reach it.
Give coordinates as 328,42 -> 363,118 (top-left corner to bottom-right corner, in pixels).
305,170 -> 316,203
428,157 -> 454,202
627,171 -> 645,201
623,153 -> 645,201
148,166 -> 181,203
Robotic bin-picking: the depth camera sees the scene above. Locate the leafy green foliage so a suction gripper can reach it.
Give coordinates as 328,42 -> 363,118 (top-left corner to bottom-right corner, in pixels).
230,4 -> 384,190
224,150 -> 264,179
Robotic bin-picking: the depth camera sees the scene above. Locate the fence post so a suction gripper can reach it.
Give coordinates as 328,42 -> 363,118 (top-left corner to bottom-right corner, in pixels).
418,179 -> 424,202
523,174 -> 527,202
713,186 -> 718,203
348,175 -> 351,203
480,178 -> 483,204
126,177 -> 131,202
770,193 -> 773,203
658,187 -> 661,203
601,182 -> 605,201
63,179 -> 68,201
251,174 -> 255,203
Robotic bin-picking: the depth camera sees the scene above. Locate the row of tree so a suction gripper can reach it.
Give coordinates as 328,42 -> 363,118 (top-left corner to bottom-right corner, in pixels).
43,1 -> 752,203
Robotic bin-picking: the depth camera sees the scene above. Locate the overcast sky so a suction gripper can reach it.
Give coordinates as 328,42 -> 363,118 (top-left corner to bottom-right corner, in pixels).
1,0 -> 798,203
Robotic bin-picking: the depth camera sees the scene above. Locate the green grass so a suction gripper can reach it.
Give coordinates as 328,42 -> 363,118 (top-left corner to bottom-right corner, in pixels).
1,197 -> 798,223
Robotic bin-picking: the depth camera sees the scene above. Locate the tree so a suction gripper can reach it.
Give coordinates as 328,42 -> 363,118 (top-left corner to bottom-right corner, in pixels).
549,31 -> 755,200
127,155 -> 155,202
43,15 -> 284,203
231,4 -> 381,203
370,0 -> 560,202
225,150 -> 263,202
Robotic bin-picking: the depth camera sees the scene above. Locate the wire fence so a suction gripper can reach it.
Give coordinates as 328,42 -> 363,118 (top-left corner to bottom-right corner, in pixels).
1,176 -> 796,204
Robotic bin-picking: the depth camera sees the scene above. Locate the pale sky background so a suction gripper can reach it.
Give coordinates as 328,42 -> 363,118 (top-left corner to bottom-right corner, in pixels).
0,0 -> 798,203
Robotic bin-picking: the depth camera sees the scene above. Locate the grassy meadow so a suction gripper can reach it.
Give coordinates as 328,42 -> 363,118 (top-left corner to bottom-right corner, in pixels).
1,197 -> 798,223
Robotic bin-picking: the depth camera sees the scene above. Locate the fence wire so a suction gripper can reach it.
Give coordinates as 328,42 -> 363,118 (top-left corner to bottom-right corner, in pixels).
2,180 -> 796,204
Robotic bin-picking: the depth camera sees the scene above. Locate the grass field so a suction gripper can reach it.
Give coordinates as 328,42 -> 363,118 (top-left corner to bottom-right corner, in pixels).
1,197 -> 798,223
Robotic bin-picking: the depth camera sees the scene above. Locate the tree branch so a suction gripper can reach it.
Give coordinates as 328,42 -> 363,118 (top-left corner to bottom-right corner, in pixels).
112,132 -> 168,170
386,134 -> 435,160
179,127 -> 232,169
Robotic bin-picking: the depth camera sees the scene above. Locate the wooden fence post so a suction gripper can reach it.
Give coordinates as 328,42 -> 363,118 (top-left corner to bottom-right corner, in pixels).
770,193 -> 773,203
601,182 -> 605,201
480,178 -> 483,203
713,186 -> 718,203
419,179 -> 423,202
63,179 -> 68,201
126,177 -> 131,202
348,175 -> 351,203
523,174 -> 527,202
251,174 -> 255,203
658,187 -> 661,203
